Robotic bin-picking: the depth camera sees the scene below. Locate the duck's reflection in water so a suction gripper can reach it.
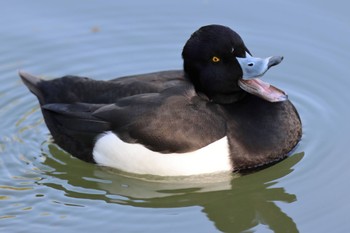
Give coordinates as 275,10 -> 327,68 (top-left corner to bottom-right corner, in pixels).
41,144 -> 303,233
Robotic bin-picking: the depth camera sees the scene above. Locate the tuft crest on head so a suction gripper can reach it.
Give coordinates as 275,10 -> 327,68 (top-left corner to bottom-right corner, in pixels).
182,25 -> 249,63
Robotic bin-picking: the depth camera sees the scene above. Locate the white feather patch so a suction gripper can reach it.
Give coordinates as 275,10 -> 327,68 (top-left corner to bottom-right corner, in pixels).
93,131 -> 232,176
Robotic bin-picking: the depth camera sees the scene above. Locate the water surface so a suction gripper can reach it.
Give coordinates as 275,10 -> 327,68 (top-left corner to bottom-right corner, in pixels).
1,1 -> 350,232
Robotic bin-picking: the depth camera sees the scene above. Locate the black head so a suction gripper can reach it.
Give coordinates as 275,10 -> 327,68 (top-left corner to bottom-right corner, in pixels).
182,25 -> 250,103
182,25 -> 286,104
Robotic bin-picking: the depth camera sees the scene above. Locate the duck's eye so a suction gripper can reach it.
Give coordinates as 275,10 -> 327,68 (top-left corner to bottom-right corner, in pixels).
212,56 -> 220,63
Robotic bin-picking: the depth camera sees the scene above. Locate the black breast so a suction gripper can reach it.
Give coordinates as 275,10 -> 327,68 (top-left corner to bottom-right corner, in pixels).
222,95 -> 302,171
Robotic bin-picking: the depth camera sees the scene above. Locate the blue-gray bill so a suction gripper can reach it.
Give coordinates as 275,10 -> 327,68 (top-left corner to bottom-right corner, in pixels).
237,53 -> 287,102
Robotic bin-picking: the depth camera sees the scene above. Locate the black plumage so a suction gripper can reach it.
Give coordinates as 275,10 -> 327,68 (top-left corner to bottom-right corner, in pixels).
20,25 -> 302,174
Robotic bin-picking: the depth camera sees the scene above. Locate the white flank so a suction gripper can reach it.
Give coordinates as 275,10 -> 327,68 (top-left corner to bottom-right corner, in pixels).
93,131 -> 232,176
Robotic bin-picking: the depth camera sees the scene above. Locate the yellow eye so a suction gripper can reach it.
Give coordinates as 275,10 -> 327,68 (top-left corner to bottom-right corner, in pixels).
212,56 -> 220,63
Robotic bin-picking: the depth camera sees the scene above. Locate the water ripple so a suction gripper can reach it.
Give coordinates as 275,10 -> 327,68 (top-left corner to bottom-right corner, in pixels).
1,0 -> 350,232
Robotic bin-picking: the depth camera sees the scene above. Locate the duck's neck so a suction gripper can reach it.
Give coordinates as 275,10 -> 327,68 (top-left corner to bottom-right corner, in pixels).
210,92 -> 247,104
184,73 -> 247,104
197,91 -> 247,104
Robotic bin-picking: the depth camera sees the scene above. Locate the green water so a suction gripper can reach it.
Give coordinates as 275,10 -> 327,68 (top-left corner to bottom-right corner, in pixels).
1,1 -> 350,232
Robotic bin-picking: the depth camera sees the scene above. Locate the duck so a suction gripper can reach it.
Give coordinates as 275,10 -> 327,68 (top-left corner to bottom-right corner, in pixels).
20,24 -> 302,176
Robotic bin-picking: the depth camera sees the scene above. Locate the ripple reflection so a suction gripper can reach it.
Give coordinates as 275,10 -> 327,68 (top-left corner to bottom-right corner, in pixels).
35,142 -> 304,232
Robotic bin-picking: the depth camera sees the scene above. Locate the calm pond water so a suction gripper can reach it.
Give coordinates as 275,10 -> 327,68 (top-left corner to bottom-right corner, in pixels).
1,1 -> 350,232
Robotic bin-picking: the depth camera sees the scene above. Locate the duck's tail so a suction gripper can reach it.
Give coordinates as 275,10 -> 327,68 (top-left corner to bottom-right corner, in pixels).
19,71 -> 100,163
19,71 -> 45,105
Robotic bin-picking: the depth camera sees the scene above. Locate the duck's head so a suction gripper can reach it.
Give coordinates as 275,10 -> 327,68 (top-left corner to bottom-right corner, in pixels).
182,25 -> 287,104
